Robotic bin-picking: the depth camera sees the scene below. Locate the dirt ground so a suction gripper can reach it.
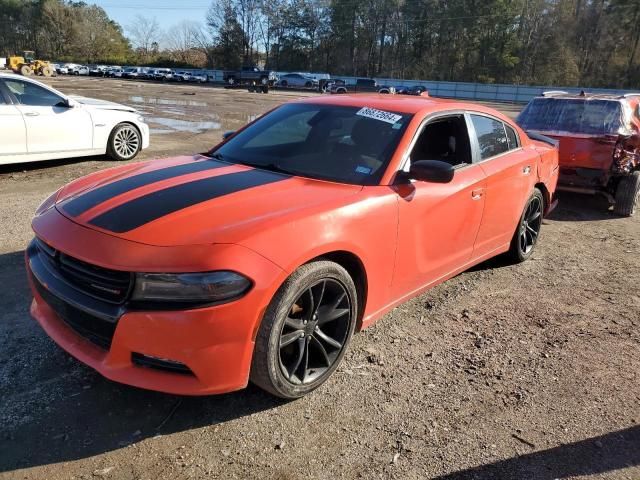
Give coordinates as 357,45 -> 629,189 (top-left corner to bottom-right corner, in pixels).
0,77 -> 638,480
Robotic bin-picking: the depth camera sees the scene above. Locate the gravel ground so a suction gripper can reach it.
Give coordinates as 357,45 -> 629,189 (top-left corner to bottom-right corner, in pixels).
0,78 -> 638,480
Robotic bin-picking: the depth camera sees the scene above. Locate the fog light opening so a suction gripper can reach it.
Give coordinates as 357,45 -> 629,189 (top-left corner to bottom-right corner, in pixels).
131,352 -> 194,375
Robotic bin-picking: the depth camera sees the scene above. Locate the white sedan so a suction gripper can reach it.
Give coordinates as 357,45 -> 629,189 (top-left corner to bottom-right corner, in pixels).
0,73 -> 149,165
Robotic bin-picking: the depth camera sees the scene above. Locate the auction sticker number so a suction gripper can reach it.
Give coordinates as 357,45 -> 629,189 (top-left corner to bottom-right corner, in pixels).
356,107 -> 403,125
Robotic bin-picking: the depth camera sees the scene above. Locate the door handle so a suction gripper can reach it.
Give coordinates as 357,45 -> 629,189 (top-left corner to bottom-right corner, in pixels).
24,112 -> 40,117
471,188 -> 484,200
522,165 -> 531,175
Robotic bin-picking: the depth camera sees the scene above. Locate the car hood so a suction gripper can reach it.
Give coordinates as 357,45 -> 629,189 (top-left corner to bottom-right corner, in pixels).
69,95 -> 137,113
54,155 -> 363,247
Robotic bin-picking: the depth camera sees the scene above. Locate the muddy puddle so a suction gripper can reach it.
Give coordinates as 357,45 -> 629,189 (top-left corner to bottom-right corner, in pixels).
120,94 -> 264,134
128,95 -> 208,107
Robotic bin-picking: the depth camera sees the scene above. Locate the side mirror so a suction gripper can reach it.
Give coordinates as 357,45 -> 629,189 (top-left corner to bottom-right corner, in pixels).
64,98 -> 78,108
408,160 -> 455,183
222,130 -> 236,140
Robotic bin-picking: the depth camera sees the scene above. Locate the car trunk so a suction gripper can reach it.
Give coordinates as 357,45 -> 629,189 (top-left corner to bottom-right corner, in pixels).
517,97 -> 628,174
544,132 -> 617,171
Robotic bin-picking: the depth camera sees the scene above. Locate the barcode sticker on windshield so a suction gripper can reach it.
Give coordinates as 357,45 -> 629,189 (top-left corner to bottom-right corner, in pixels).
356,107 -> 403,125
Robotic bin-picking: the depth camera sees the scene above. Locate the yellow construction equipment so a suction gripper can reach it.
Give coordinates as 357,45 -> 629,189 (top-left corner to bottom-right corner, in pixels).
8,51 -> 53,77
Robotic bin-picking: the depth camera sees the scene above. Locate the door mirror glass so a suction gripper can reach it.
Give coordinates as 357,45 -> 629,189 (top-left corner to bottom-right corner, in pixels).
408,160 -> 455,183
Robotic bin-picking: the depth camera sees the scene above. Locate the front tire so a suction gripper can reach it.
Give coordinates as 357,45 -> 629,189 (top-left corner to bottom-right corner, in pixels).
613,171 -> 640,217
250,261 -> 357,399
107,123 -> 141,161
507,188 -> 544,263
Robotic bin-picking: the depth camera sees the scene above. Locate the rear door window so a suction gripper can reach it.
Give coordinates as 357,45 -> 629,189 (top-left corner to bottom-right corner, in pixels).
470,115 -> 509,160
505,124 -> 519,149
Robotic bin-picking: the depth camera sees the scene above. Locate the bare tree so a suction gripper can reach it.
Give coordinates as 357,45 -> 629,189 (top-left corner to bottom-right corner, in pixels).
127,15 -> 161,60
166,20 -> 198,62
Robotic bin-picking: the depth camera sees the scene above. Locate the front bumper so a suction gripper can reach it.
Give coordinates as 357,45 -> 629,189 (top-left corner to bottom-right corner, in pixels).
139,122 -> 150,150
26,211 -> 284,395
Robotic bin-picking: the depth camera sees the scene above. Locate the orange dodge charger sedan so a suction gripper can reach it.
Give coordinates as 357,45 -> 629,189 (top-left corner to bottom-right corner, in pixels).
27,94 -> 559,398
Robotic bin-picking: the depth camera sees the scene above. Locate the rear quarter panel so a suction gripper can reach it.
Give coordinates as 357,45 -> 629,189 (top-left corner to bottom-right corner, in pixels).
531,140 -> 560,202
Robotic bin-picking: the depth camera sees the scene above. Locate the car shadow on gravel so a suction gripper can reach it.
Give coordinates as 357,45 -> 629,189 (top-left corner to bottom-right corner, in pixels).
0,155 -> 106,175
0,249 -> 287,473
434,425 -> 640,479
548,191 -> 620,222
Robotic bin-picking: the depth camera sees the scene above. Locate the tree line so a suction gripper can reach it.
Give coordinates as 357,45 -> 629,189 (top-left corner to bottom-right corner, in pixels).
207,0 -> 639,88
0,0 -> 130,64
2,0 -> 639,88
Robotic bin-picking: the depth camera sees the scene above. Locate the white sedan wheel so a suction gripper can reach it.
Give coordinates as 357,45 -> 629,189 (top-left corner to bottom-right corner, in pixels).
109,124 -> 141,161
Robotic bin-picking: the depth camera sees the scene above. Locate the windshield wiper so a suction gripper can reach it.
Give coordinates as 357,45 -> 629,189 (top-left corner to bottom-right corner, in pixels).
249,162 -> 295,176
208,153 -> 295,176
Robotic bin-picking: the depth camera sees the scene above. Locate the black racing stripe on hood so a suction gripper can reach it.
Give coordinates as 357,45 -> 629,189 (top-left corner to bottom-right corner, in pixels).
88,169 -> 289,233
61,160 -> 227,217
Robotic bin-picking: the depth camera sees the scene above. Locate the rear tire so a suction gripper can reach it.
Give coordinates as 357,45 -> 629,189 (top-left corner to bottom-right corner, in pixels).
20,65 -> 32,76
107,123 -> 141,161
507,188 -> 544,263
613,171 -> 640,217
250,261 -> 357,399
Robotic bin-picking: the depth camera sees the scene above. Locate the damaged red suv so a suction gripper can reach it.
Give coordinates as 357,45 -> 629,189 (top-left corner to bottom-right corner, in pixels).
517,92 -> 640,216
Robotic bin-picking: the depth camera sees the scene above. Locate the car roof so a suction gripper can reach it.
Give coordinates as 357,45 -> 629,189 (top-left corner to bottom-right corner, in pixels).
0,72 -> 42,81
535,92 -> 640,102
295,93 -> 510,117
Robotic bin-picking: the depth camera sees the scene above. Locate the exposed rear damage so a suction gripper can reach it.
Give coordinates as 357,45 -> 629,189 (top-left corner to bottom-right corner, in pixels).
518,92 -> 640,216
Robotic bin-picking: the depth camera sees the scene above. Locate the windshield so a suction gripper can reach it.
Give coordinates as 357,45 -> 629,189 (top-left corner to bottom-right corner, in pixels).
517,98 -> 625,135
211,103 -> 412,185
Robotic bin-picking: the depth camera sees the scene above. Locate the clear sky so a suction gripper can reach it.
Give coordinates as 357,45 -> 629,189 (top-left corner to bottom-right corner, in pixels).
87,0 -> 210,32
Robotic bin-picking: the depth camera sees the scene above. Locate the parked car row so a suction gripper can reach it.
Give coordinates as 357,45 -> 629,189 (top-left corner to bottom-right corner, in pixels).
50,63 -> 210,83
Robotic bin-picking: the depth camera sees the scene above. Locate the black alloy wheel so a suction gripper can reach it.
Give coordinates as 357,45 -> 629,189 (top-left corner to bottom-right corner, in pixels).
508,188 -> 544,262
250,261 -> 357,398
278,279 -> 351,385
520,193 -> 543,255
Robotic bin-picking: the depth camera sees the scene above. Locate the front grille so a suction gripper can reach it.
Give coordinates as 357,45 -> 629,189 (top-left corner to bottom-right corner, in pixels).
33,277 -> 116,349
35,238 -> 132,304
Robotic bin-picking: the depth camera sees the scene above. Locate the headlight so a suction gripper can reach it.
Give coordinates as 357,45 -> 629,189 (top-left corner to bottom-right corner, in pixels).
136,115 -> 145,123
131,271 -> 252,304
35,189 -> 60,215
